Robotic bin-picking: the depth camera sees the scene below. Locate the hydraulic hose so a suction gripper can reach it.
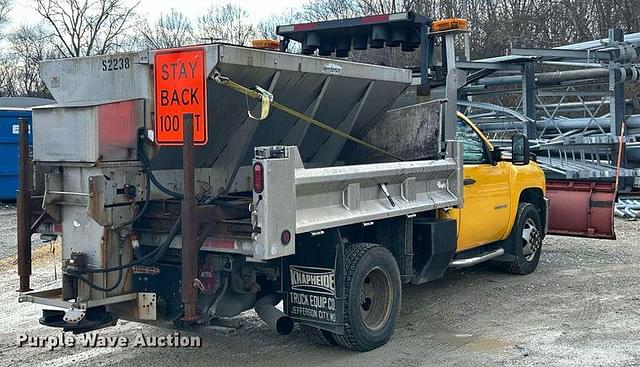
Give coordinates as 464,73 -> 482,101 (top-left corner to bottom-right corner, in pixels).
69,138 -> 185,276
116,173 -> 152,229
137,135 -> 248,208
73,254 -> 125,292
77,135 -> 236,275
68,214 -> 182,274
137,214 -> 183,266
138,146 -> 184,199
204,273 -> 229,319
117,137 -> 179,230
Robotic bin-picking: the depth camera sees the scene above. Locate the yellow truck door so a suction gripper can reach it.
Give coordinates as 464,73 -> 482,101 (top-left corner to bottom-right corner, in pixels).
456,162 -> 512,251
449,120 -> 511,252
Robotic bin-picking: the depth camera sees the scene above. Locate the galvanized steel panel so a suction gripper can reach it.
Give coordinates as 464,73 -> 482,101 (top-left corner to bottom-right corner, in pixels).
39,46 -> 412,190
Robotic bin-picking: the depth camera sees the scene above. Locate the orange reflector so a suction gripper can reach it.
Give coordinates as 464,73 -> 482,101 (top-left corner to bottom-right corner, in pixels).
431,18 -> 468,32
252,39 -> 280,50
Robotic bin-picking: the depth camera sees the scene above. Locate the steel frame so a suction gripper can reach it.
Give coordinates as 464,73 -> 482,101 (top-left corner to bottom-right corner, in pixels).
456,28 -> 640,183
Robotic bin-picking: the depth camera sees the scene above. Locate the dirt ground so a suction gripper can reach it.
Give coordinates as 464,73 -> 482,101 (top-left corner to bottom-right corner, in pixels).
0,208 -> 638,366
0,204 -> 18,259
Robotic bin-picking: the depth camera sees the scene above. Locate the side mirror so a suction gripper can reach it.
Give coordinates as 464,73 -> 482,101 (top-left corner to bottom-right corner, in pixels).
490,147 -> 502,164
512,133 -> 530,165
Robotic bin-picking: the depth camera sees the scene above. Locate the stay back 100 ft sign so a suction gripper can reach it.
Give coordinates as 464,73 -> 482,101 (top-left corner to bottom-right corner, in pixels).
153,48 -> 208,145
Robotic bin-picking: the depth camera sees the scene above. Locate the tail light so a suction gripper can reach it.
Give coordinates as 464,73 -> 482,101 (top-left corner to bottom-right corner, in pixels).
253,162 -> 264,193
280,230 -> 291,245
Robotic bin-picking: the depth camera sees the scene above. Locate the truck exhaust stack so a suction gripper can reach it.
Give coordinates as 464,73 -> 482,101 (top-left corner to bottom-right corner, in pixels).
254,295 -> 294,336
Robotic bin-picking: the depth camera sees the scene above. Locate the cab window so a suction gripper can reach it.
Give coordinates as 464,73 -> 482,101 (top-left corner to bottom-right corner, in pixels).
456,120 -> 488,164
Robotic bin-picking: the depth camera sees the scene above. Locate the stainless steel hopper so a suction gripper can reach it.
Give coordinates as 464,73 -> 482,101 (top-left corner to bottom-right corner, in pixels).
36,44 -> 412,194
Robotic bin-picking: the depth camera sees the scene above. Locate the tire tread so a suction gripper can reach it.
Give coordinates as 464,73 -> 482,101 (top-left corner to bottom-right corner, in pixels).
332,243 -> 395,351
503,203 -> 542,275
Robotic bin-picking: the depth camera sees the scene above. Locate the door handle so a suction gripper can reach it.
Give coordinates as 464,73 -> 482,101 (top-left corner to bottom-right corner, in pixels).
463,178 -> 476,186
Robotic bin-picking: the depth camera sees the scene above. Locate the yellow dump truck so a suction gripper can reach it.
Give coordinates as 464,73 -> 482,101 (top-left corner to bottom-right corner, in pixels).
18,13 -> 551,352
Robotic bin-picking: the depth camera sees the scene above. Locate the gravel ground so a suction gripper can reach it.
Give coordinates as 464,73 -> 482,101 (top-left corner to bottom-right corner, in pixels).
0,203 -> 47,260
0,214 -> 638,367
0,204 -> 17,259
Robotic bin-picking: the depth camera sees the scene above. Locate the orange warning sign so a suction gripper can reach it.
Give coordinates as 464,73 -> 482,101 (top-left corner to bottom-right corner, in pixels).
154,48 -> 207,145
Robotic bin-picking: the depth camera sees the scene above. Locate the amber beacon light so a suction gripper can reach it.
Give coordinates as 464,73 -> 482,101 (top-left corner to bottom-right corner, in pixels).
431,18 -> 468,32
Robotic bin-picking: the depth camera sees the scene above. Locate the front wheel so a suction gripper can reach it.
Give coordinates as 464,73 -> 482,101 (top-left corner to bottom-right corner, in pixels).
333,243 -> 401,351
503,203 -> 543,275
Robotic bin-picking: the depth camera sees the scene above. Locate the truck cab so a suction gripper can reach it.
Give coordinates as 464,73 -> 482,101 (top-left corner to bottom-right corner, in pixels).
446,113 -> 548,274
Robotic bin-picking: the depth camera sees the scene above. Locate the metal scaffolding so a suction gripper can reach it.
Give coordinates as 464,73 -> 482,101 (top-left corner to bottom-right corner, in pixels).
456,29 -> 640,188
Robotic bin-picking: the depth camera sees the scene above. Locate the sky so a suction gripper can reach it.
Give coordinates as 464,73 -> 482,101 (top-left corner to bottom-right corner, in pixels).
9,0 -> 307,30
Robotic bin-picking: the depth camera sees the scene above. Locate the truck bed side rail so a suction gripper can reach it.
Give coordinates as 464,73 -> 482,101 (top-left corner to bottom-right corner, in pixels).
252,145 -> 462,260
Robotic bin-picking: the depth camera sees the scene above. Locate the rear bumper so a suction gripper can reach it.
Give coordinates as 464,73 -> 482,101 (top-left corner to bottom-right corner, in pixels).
18,288 -> 157,323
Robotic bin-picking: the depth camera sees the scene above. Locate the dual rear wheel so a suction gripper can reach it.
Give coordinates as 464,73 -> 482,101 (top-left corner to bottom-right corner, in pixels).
302,202 -> 543,351
302,243 -> 401,351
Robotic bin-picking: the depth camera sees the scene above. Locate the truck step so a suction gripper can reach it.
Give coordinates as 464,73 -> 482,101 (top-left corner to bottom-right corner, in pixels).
448,248 -> 505,269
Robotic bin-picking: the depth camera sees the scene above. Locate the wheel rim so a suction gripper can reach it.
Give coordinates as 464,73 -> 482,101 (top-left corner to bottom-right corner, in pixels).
359,266 -> 393,331
521,218 -> 541,262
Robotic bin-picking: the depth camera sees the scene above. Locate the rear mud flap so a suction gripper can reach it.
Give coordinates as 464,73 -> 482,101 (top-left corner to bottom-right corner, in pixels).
282,230 -> 345,334
546,180 -> 616,239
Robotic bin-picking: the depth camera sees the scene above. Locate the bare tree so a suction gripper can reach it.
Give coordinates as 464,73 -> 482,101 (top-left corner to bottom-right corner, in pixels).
256,9 -> 304,53
7,24 -> 55,97
197,4 -> 255,45
0,55 -> 20,96
35,0 -> 139,57
356,0 -> 418,15
302,0 -> 361,21
139,9 -> 194,49
0,0 -> 11,27
257,8 -> 303,39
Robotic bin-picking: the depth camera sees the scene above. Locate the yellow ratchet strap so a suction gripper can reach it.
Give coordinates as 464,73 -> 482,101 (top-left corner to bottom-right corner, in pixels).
213,71 -> 404,162
249,86 -> 273,121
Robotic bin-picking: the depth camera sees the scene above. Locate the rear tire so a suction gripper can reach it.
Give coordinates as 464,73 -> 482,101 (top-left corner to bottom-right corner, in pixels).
333,243 -> 401,351
503,203 -> 543,275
